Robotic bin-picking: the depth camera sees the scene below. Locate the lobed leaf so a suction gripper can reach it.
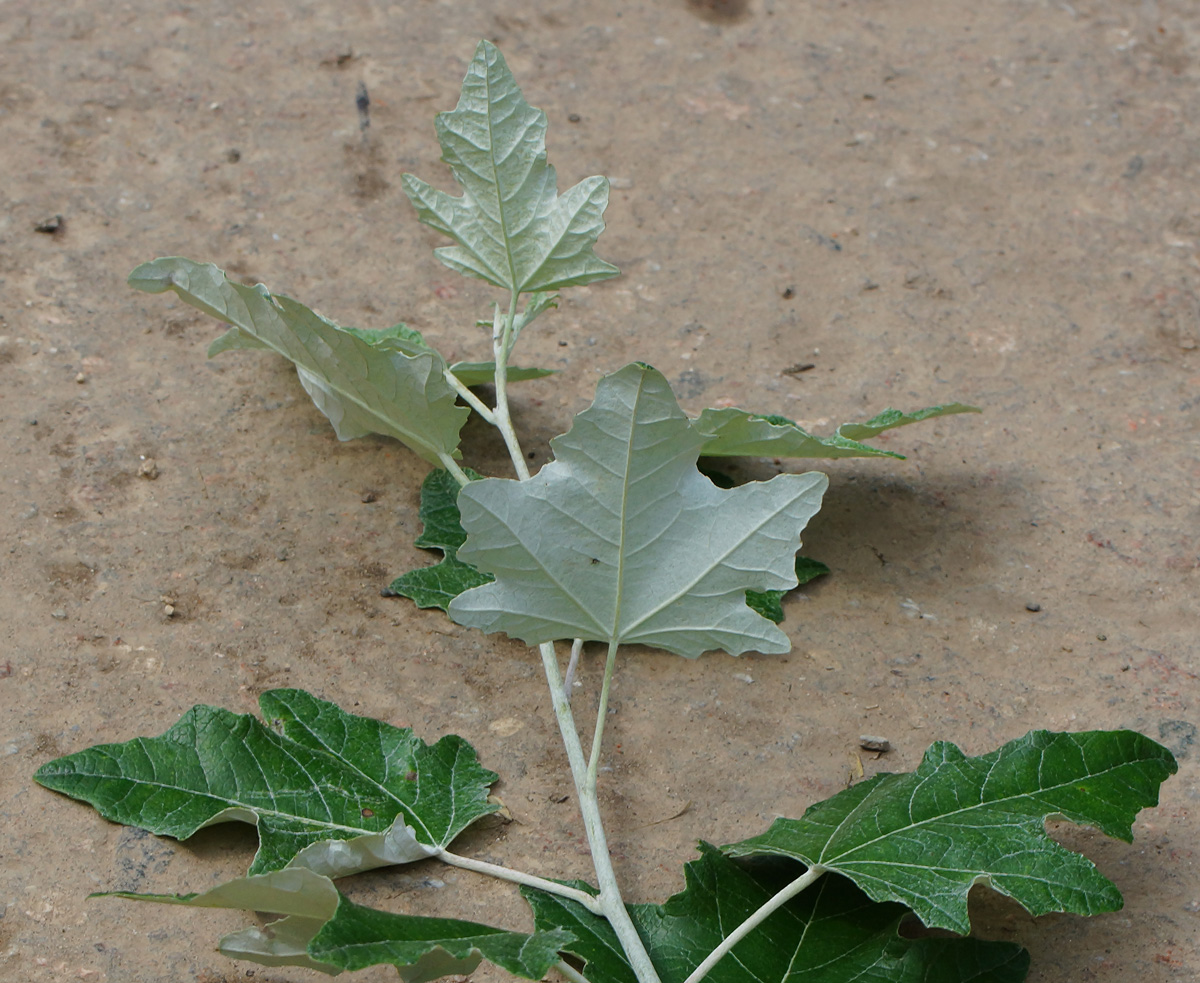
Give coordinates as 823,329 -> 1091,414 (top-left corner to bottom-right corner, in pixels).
390,469 -> 829,620
384,468 -> 495,611
448,363 -> 829,657
129,257 -> 469,464
524,845 -> 1029,983
694,403 -> 980,460
36,689 -> 498,876
723,729 -> 1178,933
402,41 -> 619,295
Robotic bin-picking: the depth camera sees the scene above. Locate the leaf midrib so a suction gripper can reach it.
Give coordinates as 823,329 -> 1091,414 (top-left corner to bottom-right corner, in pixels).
608,373 -> 645,642
68,760 -> 377,841
481,53 -> 519,294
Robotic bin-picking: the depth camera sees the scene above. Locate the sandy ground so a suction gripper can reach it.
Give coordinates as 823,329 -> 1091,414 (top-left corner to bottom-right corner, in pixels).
2,1 -> 1198,981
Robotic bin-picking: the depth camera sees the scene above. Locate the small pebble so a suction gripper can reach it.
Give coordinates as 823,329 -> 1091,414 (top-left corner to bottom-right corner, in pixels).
360,490 -> 377,503
859,735 -> 892,753
51,609 -> 67,620
138,458 -> 159,479
75,372 -> 87,384
732,672 -> 754,684
1025,601 -> 1041,612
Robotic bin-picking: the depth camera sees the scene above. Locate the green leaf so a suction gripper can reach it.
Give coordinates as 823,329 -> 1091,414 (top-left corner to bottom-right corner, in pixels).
746,556 -> 830,624
696,408 -> 899,460
310,896 -> 572,980
524,846 -> 1029,983
402,41 -> 619,295
129,258 -> 469,464
385,468 -> 494,611
448,363 -> 829,657
108,866 -> 571,981
724,730 -> 1178,933
837,403 -> 980,442
386,553 -> 493,611
449,361 -> 556,386
694,403 -> 980,460
35,688 -> 499,876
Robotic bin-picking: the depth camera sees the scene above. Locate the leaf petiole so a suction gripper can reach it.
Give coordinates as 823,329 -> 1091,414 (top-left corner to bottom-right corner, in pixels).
442,367 -> 497,424
437,453 -> 472,488
585,641 -> 619,789
682,864 -> 827,983
562,637 -> 584,695
438,849 -> 603,915
554,959 -> 592,983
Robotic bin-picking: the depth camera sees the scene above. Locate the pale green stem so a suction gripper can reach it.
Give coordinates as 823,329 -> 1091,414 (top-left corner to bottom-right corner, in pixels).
537,641 -> 663,983
443,367 -> 497,424
563,637 -> 584,696
682,865 -> 827,983
437,452 -> 472,488
555,959 -> 592,983
586,642 -> 620,788
438,849 -> 603,915
492,294 -> 532,481
485,321 -> 660,983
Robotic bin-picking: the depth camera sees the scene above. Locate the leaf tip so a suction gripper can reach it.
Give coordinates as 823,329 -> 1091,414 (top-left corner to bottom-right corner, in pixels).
128,259 -> 178,295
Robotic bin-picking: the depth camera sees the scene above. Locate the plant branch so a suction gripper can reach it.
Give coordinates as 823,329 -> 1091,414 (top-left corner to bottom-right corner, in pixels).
484,308 -> 658,983
438,849 -> 603,915
491,296 -> 532,481
682,864 -> 828,983
537,641 -> 662,983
